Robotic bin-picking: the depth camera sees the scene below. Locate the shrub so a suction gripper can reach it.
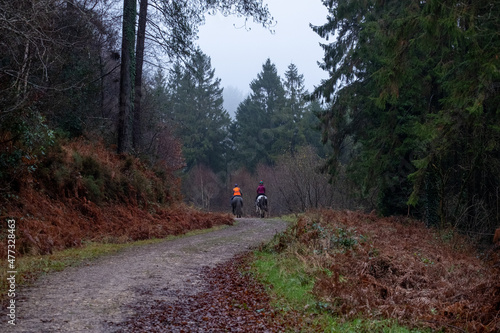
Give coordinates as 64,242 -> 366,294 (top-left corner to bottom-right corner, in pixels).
264,210 -> 500,332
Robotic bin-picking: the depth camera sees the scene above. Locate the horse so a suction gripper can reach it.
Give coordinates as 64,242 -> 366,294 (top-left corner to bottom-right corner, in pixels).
256,195 -> 268,218
231,196 -> 243,218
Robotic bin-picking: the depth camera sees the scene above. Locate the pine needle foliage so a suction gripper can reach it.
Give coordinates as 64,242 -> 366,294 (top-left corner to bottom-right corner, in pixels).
313,0 -> 500,233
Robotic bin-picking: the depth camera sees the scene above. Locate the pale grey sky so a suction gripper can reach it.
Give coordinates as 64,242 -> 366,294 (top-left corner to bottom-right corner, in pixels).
196,0 -> 329,98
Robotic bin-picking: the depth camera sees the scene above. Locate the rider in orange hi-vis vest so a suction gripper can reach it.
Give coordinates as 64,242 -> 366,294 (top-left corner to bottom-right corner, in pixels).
233,185 -> 242,197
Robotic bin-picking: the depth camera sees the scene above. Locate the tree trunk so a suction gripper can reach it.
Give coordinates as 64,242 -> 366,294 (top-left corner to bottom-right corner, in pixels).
117,0 -> 136,154
133,0 -> 148,151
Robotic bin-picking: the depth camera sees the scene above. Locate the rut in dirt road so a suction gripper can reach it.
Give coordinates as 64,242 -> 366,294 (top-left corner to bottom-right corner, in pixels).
3,218 -> 287,333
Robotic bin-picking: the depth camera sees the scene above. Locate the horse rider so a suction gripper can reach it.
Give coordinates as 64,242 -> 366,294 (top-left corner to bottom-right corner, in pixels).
256,180 -> 266,202
231,184 -> 243,214
233,184 -> 242,198
232,184 -> 242,202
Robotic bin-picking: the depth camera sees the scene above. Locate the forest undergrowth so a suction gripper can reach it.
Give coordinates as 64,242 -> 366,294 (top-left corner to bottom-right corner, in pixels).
0,138 -> 233,259
258,211 -> 500,332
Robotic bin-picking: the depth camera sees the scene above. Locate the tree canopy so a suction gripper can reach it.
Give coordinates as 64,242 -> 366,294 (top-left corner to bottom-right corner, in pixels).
166,51 -> 231,173
313,0 -> 500,232
232,59 -> 286,169
117,0 -> 276,154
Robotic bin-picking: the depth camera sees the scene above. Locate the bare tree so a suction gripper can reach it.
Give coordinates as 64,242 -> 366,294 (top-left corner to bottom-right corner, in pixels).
0,0 -> 120,188
260,146 -> 356,214
184,164 -> 222,211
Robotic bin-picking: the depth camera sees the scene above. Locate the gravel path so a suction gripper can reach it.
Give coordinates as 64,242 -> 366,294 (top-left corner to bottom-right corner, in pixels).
3,218 -> 287,333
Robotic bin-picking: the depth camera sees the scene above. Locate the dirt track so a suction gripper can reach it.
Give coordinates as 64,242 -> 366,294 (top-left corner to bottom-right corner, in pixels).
3,218 -> 287,332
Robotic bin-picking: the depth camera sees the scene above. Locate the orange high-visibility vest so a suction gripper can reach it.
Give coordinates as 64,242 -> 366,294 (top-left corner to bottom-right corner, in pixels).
233,187 -> 242,196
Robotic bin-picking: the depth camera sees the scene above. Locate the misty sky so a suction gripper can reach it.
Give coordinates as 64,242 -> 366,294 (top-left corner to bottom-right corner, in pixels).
196,0 -> 329,115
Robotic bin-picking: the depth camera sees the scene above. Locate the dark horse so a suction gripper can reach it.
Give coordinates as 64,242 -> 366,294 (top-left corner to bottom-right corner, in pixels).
231,196 -> 243,218
256,195 -> 268,218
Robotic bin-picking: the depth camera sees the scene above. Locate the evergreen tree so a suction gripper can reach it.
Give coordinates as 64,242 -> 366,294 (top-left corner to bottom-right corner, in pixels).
300,100 -> 328,158
232,59 -> 286,170
311,1 -> 436,216
284,63 -> 307,119
272,63 -> 308,156
166,51 -> 231,173
407,0 -> 500,230
116,0 -> 275,153
141,68 -> 170,148
313,0 -> 500,232
149,69 -> 170,116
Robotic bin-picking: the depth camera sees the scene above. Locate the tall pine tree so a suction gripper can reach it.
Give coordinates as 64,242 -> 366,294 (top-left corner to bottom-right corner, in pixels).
273,63 -> 308,156
312,0 -> 421,216
166,51 -> 231,173
313,0 -> 500,232
232,59 -> 286,170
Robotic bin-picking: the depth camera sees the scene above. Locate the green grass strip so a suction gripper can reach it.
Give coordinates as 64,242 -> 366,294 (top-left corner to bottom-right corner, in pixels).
251,247 -> 433,332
